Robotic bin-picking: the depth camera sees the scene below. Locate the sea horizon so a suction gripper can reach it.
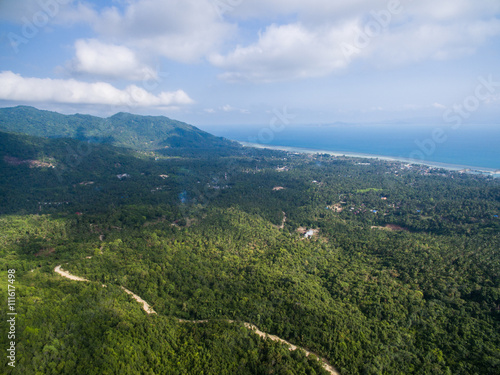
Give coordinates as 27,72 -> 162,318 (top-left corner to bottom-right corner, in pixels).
202,123 -> 500,171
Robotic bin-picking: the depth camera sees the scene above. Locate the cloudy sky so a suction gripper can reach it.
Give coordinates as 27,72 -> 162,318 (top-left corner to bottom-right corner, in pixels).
0,0 -> 499,126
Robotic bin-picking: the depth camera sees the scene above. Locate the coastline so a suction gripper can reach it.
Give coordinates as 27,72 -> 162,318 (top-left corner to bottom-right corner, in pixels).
239,141 -> 499,175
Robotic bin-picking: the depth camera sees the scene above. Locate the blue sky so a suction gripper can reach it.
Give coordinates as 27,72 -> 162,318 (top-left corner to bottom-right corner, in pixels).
0,0 -> 499,127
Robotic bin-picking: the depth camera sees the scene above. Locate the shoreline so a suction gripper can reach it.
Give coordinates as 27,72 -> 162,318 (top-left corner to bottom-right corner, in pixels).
239,142 -> 499,175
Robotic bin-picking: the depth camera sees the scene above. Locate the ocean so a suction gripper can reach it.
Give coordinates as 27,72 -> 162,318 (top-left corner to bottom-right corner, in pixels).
202,123 -> 500,171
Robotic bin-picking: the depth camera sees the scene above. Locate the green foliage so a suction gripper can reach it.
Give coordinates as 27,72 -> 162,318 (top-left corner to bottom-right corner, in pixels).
0,106 -> 238,150
0,125 -> 499,374
1,271 -> 327,375
356,188 -> 383,193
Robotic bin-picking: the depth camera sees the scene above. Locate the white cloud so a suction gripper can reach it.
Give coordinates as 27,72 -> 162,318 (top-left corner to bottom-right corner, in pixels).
407,0 -> 500,22
210,0 -> 500,82
91,0 -> 235,63
56,2 -> 101,26
0,71 -> 193,108
67,39 -> 157,81
210,22 -> 355,82
366,19 -> 500,65
1,0 -> 235,63
220,104 -> 249,114
4,0 -> 499,84
229,0 -> 500,23
433,102 -> 446,109
227,0 -> 388,23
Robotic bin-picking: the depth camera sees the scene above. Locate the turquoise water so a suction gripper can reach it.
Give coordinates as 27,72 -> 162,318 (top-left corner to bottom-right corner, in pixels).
202,124 -> 500,170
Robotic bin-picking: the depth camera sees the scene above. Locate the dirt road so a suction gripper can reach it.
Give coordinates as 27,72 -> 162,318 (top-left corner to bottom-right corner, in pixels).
55,265 -> 339,375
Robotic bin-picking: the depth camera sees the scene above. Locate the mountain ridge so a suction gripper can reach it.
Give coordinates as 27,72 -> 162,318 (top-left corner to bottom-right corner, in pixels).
0,105 -> 237,151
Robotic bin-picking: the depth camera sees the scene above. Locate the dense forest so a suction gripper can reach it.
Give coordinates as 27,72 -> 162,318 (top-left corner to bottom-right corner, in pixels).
0,106 -> 237,151
0,121 -> 499,374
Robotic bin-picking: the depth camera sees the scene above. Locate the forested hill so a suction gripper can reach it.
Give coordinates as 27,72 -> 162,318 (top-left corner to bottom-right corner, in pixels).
0,125 -> 499,374
0,106 -> 237,151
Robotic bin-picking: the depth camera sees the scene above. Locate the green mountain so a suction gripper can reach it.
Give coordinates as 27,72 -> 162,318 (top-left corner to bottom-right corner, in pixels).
0,119 -> 499,375
0,105 -> 237,151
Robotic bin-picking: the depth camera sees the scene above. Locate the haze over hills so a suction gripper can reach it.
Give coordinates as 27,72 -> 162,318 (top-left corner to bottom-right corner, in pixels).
0,106 -> 237,151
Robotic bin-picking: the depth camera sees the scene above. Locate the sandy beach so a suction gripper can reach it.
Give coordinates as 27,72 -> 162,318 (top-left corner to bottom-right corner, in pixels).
239,142 -> 499,175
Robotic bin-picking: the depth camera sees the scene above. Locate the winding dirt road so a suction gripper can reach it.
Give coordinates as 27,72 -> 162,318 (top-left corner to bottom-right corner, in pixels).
54,265 -> 90,282
121,286 -> 156,314
279,211 -> 287,229
54,265 -> 339,375
241,323 -> 338,374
